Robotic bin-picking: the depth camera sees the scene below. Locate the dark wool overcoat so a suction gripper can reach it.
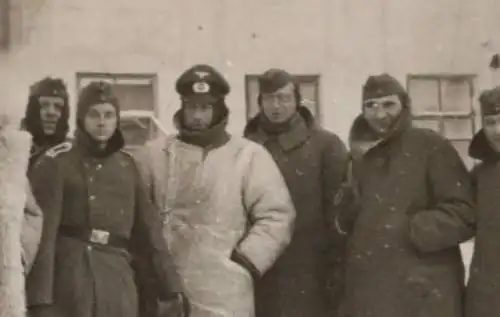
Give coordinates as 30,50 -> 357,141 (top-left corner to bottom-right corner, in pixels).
26,136 -> 181,317
245,107 -> 349,317
340,112 -> 475,317
465,130 -> 500,317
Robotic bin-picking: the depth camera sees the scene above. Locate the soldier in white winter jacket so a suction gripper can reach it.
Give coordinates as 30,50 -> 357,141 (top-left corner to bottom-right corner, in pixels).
135,64 -> 296,317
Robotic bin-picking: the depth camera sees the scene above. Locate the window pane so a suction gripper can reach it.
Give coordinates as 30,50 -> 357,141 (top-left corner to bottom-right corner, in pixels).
115,78 -> 154,86
451,140 -> 474,170
408,78 -> 440,113
112,83 -> 154,112
246,77 -> 260,120
443,118 -> 473,139
79,77 -> 114,87
412,119 -> 441,132
441,78 -> 472,113
299,82 -> 318,118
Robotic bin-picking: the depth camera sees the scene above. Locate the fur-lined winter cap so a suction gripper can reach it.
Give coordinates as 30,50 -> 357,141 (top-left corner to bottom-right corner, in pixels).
362,74 -> 406,101
76,81 -> 119,121
29,77 -> 68,99
479,86 -> 500,117
258,69 -> 295,94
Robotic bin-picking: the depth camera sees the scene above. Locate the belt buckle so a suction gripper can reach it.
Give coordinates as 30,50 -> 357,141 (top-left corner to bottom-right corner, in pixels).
90,229 -> 110,245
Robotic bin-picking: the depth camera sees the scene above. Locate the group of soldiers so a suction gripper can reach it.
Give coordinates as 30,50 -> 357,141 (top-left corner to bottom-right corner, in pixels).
16,63 -> 500,317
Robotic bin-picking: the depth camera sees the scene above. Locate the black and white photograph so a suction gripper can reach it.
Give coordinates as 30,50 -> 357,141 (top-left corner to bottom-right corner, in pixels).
0,1 -> 499,316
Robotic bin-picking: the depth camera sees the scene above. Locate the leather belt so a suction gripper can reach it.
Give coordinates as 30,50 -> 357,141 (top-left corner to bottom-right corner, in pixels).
59,225 -> 129,249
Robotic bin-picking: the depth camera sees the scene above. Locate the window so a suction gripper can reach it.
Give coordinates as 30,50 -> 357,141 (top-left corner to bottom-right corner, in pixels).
118,110 -> 168,155
244,74 -> 321,121
407,74 -> 476,169
76,72 -> 167,152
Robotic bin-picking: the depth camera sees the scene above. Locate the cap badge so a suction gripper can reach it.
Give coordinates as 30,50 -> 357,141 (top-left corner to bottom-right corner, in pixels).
193,81 -> 210,94
194,71 -> 210,79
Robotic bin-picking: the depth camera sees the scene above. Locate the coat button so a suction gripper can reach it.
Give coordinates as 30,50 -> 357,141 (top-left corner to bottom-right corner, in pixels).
89,195 -> 96,201
96,164 -> 102,170
87,245 -> 92,251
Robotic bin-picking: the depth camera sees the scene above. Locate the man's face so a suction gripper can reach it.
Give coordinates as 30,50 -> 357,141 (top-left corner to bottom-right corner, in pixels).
483,113 -> 500,152
83,103 -> 117,142
260,83 -> 297,124
363,94 -> 403,136
39,96 -> 64,135
182,101 -> 214,131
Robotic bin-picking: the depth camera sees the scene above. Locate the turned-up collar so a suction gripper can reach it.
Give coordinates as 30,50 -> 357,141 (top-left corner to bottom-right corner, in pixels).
173,109 -> 230,150
348,107 -> 412,160
244,106 -> 314,152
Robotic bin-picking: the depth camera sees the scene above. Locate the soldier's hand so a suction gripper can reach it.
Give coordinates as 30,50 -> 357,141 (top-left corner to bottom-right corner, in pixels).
158,293 -> 190,317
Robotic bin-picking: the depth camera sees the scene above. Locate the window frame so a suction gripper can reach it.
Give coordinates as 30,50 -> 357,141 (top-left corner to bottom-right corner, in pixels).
407,73 -> 477,168
244,74 -> 321,122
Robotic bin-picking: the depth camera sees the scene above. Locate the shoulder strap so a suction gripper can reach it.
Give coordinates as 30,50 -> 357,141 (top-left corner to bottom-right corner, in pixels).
44,142 -> 72,158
